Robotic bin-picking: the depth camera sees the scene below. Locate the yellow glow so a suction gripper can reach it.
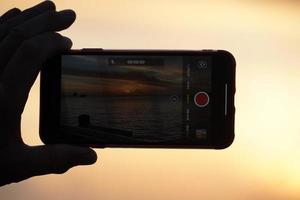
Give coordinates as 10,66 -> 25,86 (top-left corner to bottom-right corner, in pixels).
1,0 -> 300,199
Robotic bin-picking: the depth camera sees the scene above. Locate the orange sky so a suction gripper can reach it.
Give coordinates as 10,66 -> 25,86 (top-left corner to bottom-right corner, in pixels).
1,0 -> 300,200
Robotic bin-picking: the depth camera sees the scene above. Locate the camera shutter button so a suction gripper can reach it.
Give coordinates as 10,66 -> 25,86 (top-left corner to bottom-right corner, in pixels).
194,92 -> 209,107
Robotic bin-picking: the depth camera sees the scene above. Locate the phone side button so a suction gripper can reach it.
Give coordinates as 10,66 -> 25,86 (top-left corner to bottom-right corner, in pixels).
81,48 -> 103,51
201,49 -> 217,52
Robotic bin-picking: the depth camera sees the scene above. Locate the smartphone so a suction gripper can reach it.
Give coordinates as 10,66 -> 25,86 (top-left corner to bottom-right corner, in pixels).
40,49 -> 236,149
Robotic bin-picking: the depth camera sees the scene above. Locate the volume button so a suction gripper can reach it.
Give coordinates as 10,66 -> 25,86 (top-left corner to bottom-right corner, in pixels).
81,48 -> 103,51
202,49 -> 217,52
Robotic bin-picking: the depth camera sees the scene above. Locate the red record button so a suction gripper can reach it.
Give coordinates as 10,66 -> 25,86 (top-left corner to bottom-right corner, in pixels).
194,92 -> 209,107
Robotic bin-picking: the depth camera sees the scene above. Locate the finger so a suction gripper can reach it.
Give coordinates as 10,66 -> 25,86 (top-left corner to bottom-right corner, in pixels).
27,145 -> 97,175
16,145 -> 97,182
0,8 -> 21,24
1,32 -> 72,115
0,9 -> 76,73
0,1 -> 55,41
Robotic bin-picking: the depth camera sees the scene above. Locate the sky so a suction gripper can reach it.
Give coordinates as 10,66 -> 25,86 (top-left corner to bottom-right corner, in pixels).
61,55 -> 182,96
1,0 -> 300,200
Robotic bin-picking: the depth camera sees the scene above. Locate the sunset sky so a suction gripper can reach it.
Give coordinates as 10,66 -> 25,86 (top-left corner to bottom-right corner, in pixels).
62,55 -> 182,96
1,0 -> 300,200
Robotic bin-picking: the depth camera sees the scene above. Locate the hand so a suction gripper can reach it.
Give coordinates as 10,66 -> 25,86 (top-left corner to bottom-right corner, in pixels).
0,1 -> 97,186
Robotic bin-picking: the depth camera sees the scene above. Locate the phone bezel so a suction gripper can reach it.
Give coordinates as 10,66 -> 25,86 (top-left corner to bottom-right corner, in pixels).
40,49 -> 235,149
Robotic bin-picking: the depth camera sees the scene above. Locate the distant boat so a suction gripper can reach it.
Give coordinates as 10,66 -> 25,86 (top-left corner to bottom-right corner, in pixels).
72,92 -> 78,97
71,92 -> 87,97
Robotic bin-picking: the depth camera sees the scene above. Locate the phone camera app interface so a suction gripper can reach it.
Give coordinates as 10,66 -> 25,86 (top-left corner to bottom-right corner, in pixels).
60,55 -> 211,144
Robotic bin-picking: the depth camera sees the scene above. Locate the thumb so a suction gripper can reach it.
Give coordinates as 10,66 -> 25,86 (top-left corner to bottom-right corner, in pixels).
24,144 -> 97,177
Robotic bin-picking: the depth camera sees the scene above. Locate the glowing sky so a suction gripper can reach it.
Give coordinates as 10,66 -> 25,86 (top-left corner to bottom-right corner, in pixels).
61,55 -> 182,96
1,0 -> 300,200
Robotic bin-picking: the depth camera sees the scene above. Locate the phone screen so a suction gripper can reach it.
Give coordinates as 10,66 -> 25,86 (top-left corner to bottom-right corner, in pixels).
60,55 -> 212,144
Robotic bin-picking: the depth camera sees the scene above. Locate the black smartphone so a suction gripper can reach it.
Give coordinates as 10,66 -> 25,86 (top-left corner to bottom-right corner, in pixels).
40,49 -> 236,149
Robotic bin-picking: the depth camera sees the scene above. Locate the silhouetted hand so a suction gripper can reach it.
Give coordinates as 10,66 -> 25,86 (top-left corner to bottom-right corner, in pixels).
0,1 -> 97,186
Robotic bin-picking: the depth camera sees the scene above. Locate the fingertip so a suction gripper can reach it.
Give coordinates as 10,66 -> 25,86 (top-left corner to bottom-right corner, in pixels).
76,147 -> 98,165
89,148 -> 98,164
10,8 -> 22,14
62,36 -> 73,49
57,9 -> 76,25
65,9 -> 76,20
55,144 -> 97,166
86,148 -> 98,164
55,32 -> 73,49
42,0 -> 56,11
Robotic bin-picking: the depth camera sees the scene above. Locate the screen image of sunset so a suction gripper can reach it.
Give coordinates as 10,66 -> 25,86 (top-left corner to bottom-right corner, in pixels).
60,55 -> 185,143
60,55 -> 212,144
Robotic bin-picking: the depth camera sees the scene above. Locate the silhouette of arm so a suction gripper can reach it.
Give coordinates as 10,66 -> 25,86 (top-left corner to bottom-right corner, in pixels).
0,1 -> 97,186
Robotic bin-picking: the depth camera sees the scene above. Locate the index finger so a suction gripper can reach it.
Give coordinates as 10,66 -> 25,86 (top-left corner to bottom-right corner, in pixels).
0,10 -> 76,74
0,1 -> 55,41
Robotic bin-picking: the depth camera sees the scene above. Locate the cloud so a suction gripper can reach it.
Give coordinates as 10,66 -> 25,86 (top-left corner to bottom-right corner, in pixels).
62,55 -> 182,88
